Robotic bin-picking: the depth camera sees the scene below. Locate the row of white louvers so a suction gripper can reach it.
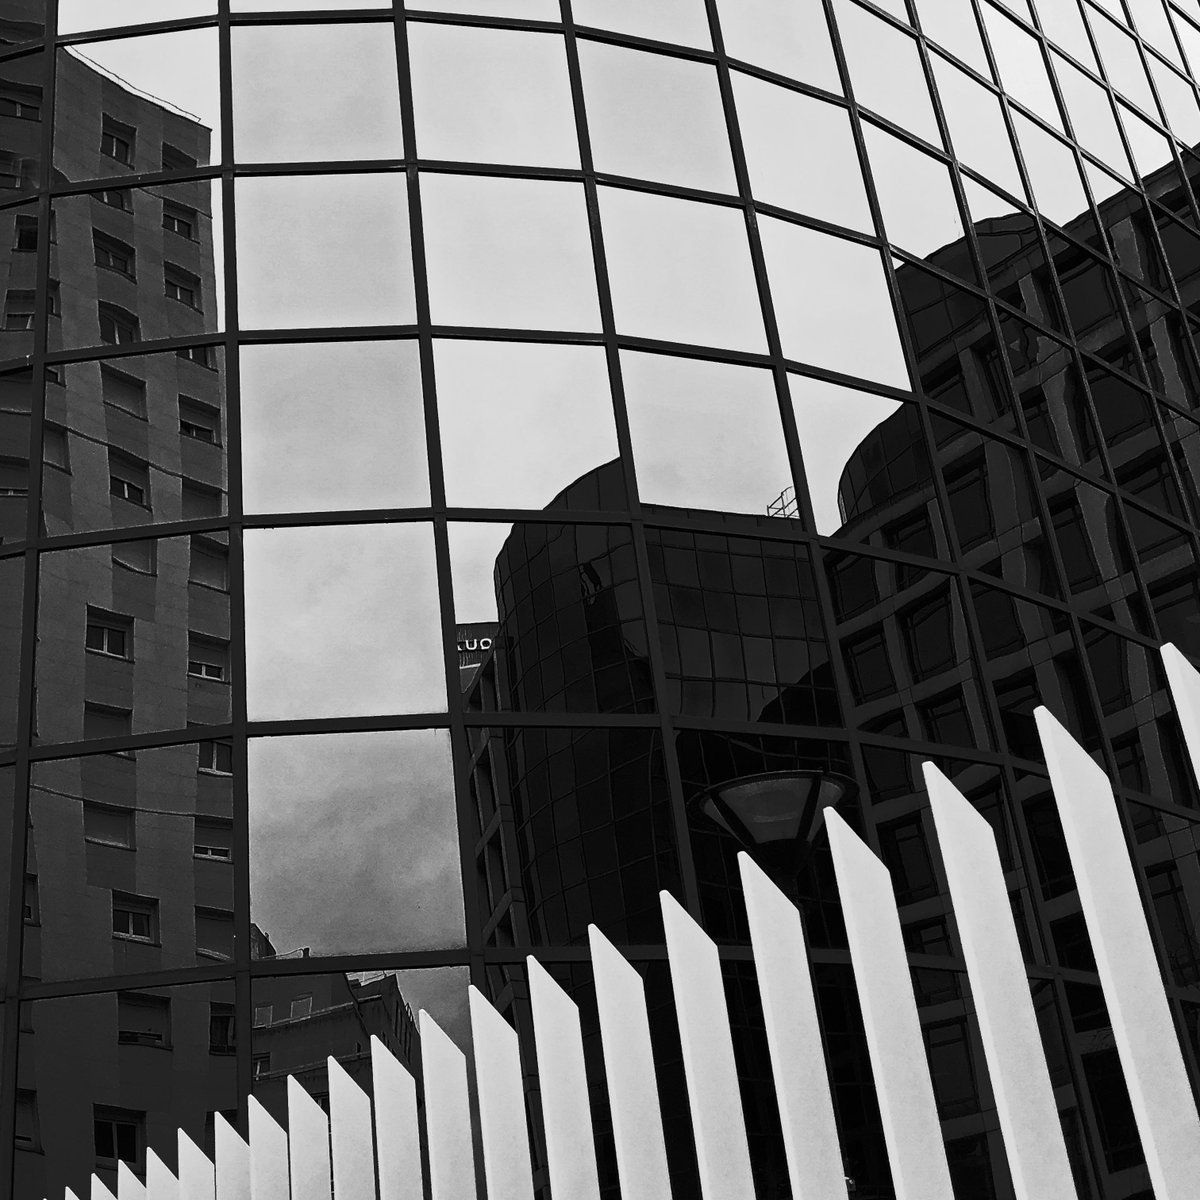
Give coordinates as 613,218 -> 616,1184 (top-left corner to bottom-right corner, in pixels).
68,645 -> 1200,1200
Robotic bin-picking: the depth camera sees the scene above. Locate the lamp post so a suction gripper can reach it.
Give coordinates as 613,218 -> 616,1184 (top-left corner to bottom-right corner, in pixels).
690,769 -> 858,896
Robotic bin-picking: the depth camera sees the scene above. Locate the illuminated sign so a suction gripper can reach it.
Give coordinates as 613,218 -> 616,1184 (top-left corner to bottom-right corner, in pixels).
456,621 -> 498,670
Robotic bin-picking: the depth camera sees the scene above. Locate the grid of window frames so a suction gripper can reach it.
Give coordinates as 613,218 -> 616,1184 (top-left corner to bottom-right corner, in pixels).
2,0 -> 1200,1196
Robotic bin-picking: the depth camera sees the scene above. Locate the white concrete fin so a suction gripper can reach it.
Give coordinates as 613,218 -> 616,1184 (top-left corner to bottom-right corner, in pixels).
66,1189 -> 83,1200
91,1177 -> 118,1200
468,985 -> 535,1200
1162,644 -> 1200,768
117,1162 -> 147,1200
287,1076 -> 332,1200
179,1131 -> 215,1200
659,890 -> 755,1200
923,763 -> 1078,1200
419,1010 -> 477,1200
526,956 -> 601,1200
1035,706 -> 1200,1200
824,811 -> 954,1200
587,925 -> 672,1200
247,1096 -> 289,1200
214,1114 -> 249,1200
146,1148 -> 179,1200
369,1035 -> 423,1200
737,853 -> 848,1200
328,1057 -> 376,1200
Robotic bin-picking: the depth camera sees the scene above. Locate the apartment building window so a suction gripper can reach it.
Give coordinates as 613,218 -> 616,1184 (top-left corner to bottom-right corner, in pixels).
182,479 -> 222,518
117,993 -> 170,1047
15,1091 -> 39,1150
112,893 -> 157,943
252,1004 -> 273,1028
161,141 -> 196,170
190,536 -> 229,590
0,85 -> 41,120
902,591 -> 957,680
13,214 -> 37,251
98,301 -> 139,345
163,202 -> 196,239
42,424 -> 68,472
194,817 -> 232,862
209,1003 -> 236,1054
93,229 -> 135,277
47,279 -> 59,318
100,365 -> 146,418
253,1053 -> 271,1081
945,458 -> 994,551
198,739 -> 233,775
100,116 -> 135,165
177,343 -> 215,368
83,803 -> 134,849
878,814 -> 938,904
94,1106 -> 143,1168
112,538 -> 156,575
98,188 -> 131,211
4,289 -> 34,330
290,995 -> 313,1020
85,607 -> 132,658
188,634 -> 229,682
109,454 -> 149,507
924,1020 -> 980,1118
179,396 -> 219,443
23,874 -> 38,923
83,703 -> 132,743
844,629 -> 895,703
195,908 -> 234,960
0,458 -> 27,498
164,263 -> 201,309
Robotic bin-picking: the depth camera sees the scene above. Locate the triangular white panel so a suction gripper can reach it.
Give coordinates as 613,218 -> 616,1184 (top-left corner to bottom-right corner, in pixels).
1162,643 -> 1200,767
419,1011 -> 477,1200
287,1077 -> 332,1200
91,1178 -> 117,1200
118,1162 -> 147,1200
370,1035 -> 423,1200
178,1131 -> 215,1200
738,853 -> 848,1200
660,891 -> 755,1200
526,957 -> 601,1200
825,811 -> 954,1200
924,763 -> 1077,1200
248,1097 -> 289,1200
214,1113 -> 249,1200
588,925 -> 672,1200
328,1058 -> 376,1200
468,986 -> 535,1200
146,1149 -> 179,1200
1036,707 -> 1200,1200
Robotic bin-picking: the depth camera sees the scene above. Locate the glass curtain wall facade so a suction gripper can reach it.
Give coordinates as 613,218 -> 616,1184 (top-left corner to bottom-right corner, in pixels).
3,0 -> 1200,1196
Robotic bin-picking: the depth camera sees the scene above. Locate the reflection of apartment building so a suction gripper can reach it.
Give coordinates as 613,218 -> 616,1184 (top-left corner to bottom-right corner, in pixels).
465,154 -> 1200,1200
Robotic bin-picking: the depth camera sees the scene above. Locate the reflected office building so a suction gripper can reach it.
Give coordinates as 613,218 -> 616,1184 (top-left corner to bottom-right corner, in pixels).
8,3 -> 1200,1200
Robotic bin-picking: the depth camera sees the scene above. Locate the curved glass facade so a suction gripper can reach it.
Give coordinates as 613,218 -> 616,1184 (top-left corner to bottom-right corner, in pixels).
2,0 -> 1200,1196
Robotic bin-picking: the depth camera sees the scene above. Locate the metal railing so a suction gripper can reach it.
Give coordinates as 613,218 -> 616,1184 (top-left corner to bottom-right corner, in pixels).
74,645 -> 1200,1200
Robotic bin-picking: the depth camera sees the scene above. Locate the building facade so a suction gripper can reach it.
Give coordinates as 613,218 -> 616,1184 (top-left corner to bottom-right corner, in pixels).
4,1 -> 1200,1198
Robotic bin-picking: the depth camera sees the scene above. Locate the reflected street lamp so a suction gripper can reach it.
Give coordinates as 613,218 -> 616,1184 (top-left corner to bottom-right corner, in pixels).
691,769 -> 858,892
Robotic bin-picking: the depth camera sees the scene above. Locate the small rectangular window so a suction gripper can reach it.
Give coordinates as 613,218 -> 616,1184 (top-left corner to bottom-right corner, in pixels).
15,1092 -> 38,1150
93,230 -> 135,278
85,607 -> 132,658
290,995 -> 313,1020
164,263 -> 201,310
195,908 -> 234,960
188,634 -> 229,682
13,214 -> 37,251
100,116 -> 135,165
179,396 -> 219,443
194,817 -> 232,862
112,893 -> 157,943
4,288 -> 34,331
253,1052 -> 271,1080
209,1003 -> 235,1054
99,188 -> 131,211
181,479 -> 221,519
42,424 -> 69,472
98,302 -> 140,345
84,803 -> 134,849
0,458 -> 29,497
161,142 -> 197,171
23,874 -> 38,923
0,85 -> 41,120
253,1004 -> 273,1028
198,739 -> 233,775
177,343 -> 216,368
112,539 -> 156,575
163,202 -> 196,239
100,366 -> 146,419
109,454 -> 149,508
94,1105 -> 143,1168
190,537 -> 229,591
83,703 -> 132,743
117,993 -> 170,1047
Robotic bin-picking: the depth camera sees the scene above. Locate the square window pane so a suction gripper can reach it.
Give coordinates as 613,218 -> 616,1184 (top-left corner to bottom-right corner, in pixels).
834,0 -> 941,145
1012,113 -> 1089,227
409,24 -> 576,168
760,217 -> 909,388
249,730 -> 464,955
913,0 -> 989,74
579,41 -> 734,193
572,0 -> 711,48
244,523 -> 445,720
232,24 -> 403,163
58,1 -> 214,33
713,0 -> 841,93
240,340 -> 428,514
789,374 -> 906,535
732,74 -> 873,232
55,31 -> 221,179
421,174 -> 599,330
980,4 -> 1064,131
435,341 -> 618,508
864,123 -> 965,259
600,187 -> 765,352
236,174 -> 415,329
622,351 -> 792,516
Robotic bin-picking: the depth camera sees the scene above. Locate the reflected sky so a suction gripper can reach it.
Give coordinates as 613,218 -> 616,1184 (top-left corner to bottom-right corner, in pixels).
249,729 -> 465,956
